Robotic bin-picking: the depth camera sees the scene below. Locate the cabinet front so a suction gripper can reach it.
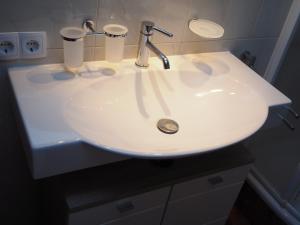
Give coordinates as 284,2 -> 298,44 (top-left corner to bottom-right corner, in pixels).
162,183 -> 243,225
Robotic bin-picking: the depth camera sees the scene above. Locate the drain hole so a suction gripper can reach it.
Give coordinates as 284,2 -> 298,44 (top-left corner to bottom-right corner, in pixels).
157,119 -> 179,134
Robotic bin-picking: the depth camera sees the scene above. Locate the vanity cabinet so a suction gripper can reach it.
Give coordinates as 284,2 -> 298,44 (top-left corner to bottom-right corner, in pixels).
46,144 -> 254,225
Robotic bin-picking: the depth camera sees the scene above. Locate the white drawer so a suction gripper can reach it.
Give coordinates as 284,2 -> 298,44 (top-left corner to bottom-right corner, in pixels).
163,183 -> 243,225
68,187 -> 170,225
170,165 -> 250,201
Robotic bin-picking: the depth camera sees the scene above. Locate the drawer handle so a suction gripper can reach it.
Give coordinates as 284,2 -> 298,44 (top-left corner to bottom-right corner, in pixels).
208,176 -> 224,185
116,201 -> 135,213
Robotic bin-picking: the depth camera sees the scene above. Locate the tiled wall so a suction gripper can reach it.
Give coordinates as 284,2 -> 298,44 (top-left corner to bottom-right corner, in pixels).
0,0 -> 292,75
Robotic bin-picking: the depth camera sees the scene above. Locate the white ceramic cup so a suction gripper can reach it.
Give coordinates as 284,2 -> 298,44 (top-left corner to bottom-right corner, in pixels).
103,24 -> 128,63
60,27 -> 86,69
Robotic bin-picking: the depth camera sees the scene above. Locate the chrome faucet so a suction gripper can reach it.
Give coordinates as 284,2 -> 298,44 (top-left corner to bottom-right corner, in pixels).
135,21 -> 173,69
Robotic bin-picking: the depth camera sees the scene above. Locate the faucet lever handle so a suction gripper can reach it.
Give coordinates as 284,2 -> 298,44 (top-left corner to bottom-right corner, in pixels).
153,26 -> 173,37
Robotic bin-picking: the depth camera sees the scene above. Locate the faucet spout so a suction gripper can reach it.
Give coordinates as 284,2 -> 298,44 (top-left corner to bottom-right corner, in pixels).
135,21 -> 173,69
146,40 -> 170,69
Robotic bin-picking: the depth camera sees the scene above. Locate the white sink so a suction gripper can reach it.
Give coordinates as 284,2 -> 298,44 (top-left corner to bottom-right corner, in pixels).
65,67 -> 268,157
9,52 -> 291,178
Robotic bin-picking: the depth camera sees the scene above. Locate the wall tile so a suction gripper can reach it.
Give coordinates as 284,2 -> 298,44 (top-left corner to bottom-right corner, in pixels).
253,0 -> 292,38
150,43 -> 180,56
0,0 -> 98,48
95,46 -> 141,61
96,0 -> 191,46
85,36 -> 96,47
127,43 -> 179,58
179,40 -> 232,54
95,45 -> 142,61
124,45 -> 139,59
222,0 -> 263,39
84,47 -> 95,61
95,43 -> 179,62
94,47 -> 105,60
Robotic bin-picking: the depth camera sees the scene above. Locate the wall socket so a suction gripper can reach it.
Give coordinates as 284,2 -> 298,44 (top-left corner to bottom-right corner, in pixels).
19,32 -> 47,59
0,33 -> 20,60
0,32 -> 47,60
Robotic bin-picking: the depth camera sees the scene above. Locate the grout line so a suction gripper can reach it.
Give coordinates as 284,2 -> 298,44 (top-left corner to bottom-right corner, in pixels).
97,0 -> 100,19
96,0 -> 100,26
178,0 -> 194,43
47,37 -> 279,51
178,36 -> 279,44
178,0 -> 197,55
93,0 -> 101,60
223,0 -> 234,39
251,0 -> 266,37
46,47 -> 98,50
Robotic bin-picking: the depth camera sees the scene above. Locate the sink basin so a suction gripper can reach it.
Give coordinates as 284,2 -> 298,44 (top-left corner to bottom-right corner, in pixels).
9,51 -> 291,178
64,68 -> 268,157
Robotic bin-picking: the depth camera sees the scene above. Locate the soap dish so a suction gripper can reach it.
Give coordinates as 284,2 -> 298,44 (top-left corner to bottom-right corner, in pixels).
189,19 -> 224,39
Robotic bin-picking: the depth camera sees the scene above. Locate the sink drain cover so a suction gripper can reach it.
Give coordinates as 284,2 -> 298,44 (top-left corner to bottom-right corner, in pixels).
157,119 -> 179,134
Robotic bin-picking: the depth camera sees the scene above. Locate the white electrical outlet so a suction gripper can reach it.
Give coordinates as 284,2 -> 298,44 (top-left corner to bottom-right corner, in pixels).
0,32 -> 20,60
19,32 -> 47,59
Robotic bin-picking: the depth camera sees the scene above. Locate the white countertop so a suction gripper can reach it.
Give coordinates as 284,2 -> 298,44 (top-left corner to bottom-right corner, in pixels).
9,52 -> 291,179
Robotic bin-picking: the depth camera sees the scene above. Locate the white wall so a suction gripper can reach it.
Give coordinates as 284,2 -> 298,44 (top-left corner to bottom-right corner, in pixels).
264,0 -> 300,82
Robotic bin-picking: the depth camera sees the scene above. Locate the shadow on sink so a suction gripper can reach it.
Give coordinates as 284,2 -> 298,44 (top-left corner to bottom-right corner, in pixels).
79,64 -> 117,79
52,71 -> 76,81
191,57 -> 230,76
27,69 -> 75,85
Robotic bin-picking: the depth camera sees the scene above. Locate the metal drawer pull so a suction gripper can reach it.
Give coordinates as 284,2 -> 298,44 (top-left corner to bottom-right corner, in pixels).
116,201 -> 135,213
283,106 -> 299,119
208,176 -> 224,185
277,113 -> 295,130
